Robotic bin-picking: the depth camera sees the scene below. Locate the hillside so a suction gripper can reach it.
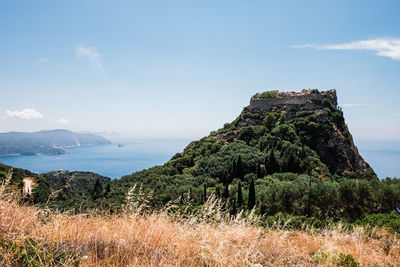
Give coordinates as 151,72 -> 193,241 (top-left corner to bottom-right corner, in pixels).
0,129 -> 111,156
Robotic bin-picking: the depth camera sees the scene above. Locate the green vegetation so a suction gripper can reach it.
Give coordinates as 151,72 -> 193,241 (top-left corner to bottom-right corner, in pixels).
257,91 -> 278,99
0,235 -> 79,266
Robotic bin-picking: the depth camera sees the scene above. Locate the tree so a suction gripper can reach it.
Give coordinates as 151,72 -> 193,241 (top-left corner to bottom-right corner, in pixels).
105,183 -> 111,197
230,197 -> 237,215
32,177 -> 50,204
91,179 -> 103,200
263,113 -> 276,129
223,183 -> 229,199
203,184 -> 207,203
237,182 -> 243,207
248,178 -> 256,209
231,160 -> 237,182
216,186 -> 221,198
278,111 -> 286,124
256,163 -> 263,178
237,155 -> 244,179
265,149 -> 279,174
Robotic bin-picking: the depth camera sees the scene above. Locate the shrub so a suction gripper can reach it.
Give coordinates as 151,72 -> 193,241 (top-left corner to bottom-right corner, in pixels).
257,91 -> 278,99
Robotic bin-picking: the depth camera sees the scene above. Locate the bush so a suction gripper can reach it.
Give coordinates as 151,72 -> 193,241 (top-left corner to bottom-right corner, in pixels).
257,91 -> 278,99
356,212 -> 400,234
0,235 -> 79,266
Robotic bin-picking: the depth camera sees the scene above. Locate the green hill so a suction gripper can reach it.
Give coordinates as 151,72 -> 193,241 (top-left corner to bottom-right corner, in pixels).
0,129 -> 111,155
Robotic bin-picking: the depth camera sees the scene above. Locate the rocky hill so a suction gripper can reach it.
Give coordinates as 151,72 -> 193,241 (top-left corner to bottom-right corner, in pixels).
169,89 -> 375,179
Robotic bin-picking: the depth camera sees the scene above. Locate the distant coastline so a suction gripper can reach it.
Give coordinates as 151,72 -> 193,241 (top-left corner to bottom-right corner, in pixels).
0,129 -> 111,156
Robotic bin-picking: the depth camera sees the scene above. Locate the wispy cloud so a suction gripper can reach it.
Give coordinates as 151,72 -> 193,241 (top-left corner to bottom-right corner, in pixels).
292,38 -> 400,61
76,44 -> 104,71
49,118 -> 69,124
35,57 -> 50,66
5,109 -> 44,120
341,104 -> 375,107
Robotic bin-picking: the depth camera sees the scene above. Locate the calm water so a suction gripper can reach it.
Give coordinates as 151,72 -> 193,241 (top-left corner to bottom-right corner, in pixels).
0,139 -> 398,179
359,151 -> 400,179
0,140 -> 189,179
357,139 -> 400,179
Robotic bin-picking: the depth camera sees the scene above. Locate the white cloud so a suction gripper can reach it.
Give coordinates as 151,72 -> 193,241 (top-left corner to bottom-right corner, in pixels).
292,38 -> 400,61
49,118 -> 69,124
35,57 -> 50,66
76,44 -> 103,70
5,109 -> 44,120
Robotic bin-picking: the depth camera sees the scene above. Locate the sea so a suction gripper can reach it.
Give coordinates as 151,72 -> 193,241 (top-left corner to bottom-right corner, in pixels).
0,139 -> 190,179
0,139 -> 398,179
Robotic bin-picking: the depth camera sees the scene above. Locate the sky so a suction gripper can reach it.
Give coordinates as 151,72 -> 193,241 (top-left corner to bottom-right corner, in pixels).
1,0 -> 400,143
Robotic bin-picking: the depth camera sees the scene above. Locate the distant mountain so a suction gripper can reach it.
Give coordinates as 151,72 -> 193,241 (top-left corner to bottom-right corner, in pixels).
0,129 -> 111,156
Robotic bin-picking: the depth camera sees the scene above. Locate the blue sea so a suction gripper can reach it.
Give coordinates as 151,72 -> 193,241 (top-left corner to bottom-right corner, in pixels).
357,139 -> 400,179
0,139 -> 190,179
0,139 -> 398,179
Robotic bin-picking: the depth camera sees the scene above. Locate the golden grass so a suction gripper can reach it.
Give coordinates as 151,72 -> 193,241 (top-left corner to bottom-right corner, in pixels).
1,185 -> 400,266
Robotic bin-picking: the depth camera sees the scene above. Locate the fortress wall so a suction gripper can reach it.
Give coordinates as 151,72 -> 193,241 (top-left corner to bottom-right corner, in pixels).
248,90 -> 337,111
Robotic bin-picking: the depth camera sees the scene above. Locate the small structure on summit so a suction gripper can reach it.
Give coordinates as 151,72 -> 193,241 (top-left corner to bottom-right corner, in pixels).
248,89 -> 337,112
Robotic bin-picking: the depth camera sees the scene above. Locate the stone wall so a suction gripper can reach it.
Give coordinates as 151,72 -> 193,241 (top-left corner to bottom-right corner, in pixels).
248,89 -> 337,111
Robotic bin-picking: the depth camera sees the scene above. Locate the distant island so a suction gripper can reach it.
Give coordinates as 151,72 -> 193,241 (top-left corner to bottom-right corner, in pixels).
0,129 -> 111,156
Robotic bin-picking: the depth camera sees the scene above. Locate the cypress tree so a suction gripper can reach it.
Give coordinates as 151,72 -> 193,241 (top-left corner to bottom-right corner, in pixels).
91,179 -> 103,200
230,198 -> 237,215
266,149 -> 279,174
223,183 -> 229,199
203,184 -> 207,203
237,155 -> 244,179
216,186 -> 221,198
105,182 -> 111,197
248,178 -> 256,209
287,152 -> 297,173
237,181 -> 243,207
231,159 -> 237,179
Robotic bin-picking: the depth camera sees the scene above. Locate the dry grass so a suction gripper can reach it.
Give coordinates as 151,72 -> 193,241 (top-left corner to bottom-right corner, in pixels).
1,184 -> 400,266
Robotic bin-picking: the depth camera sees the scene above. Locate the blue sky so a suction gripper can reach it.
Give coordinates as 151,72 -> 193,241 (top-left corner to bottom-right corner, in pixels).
1,0 -> 399,142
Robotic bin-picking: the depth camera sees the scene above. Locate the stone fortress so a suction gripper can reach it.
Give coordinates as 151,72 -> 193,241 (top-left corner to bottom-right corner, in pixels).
248,89 -> 338,112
